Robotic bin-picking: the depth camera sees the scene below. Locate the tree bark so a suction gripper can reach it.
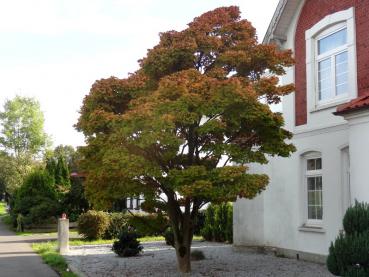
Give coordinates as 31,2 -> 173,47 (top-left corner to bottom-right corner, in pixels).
175,241 -> 191,274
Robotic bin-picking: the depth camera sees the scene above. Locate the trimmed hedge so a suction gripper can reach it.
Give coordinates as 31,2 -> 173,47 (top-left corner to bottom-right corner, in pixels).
77,210 -> 110,240
127,213 -> 169,236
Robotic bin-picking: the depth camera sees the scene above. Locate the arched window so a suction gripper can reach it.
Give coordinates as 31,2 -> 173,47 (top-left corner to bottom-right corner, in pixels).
305,7 -> 356,111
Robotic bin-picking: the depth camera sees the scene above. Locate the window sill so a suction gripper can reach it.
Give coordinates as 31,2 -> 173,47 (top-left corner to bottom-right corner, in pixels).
298,225 -> 326,233
310,98 -> 351,113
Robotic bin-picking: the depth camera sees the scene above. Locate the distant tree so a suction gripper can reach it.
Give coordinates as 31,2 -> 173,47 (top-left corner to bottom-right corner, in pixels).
0,96 -> 48,158
55,156 -> 70,188
76,6 -> 295,273
54,145 -> 78,172
0,96 -> 49,193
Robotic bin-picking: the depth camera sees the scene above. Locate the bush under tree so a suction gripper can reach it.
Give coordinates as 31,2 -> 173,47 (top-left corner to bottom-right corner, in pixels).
77,210 -> 110,240
327,201 -> 369,276
112,230 -> 143,257
104,213 -> 129,239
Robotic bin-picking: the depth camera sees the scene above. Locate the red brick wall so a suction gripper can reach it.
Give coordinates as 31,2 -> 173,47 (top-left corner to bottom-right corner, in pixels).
294,0 -> 369,126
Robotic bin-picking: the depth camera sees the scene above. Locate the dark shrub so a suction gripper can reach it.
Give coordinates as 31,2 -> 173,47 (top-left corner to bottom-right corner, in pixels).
12,169 -> 60,226
343,201 -> 369,235
77,210 -> 110,240
104,213 -> 129,239
201,203 -> 233,243
164,227 -> 175,247
128,213 -> 169,236
112,230 -> 143,257
63,176 -> 90,221
193,211 -> 205,236
201,204 -> 215,241
327,201 -> 369,276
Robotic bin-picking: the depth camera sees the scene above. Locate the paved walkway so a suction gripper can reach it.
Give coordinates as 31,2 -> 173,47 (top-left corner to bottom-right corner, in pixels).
0,219 -> 58,277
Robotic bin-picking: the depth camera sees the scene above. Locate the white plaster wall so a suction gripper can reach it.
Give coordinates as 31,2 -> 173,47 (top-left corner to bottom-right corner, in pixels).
235,126 -> 349,255
234,0 -> 354,256
346,111 -> 369,203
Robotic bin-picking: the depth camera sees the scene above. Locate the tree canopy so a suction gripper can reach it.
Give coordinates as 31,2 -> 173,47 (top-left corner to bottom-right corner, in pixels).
76,6 -> 295,273
0,96 -> 49,194
0,96 -> 48,158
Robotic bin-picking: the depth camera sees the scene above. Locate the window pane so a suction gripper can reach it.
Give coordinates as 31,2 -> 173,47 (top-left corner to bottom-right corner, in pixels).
316,206 -> 323,220
307,159 -> 316,171
318,28 -> 347,55
308,206 -> 316,219
335,51 -> 348,96
307,177 -> 315,190
318,58 -> 332,100
316,176 -> 322,190
315,158 -> 322,170
308,191 -> 316,205
315,191 -> 322,206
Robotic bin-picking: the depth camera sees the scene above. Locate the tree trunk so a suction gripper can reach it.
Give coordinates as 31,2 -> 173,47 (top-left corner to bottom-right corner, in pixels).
175,241 -> 191,274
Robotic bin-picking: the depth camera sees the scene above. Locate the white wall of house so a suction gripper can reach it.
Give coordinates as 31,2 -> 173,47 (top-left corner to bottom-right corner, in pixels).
343,110 -> 369,204
233,2 -> 366,258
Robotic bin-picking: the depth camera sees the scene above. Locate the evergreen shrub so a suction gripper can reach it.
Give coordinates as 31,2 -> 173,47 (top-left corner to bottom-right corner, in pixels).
327,201 -> 369,276
12,169 -> 60,226
112,230 -> 143,257
200,203 -> 233,243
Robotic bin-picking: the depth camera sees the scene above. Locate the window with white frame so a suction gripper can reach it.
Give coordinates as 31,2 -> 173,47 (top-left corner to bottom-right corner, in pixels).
305,156 -> 323,223
317,25 -> 348,103
305,7 -> 356,110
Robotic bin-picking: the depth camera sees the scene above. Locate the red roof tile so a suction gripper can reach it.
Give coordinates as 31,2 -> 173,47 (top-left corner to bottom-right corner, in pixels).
335,91 -> 369,115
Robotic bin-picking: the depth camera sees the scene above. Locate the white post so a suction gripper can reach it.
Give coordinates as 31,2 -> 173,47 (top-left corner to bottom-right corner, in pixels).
58,217 -> 69,254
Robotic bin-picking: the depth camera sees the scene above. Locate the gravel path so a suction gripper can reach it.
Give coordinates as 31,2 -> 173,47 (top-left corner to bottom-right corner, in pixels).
64,241 -> 333,277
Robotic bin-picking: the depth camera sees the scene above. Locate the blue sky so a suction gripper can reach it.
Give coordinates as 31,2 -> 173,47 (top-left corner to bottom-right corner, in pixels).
0,0 -> 279,147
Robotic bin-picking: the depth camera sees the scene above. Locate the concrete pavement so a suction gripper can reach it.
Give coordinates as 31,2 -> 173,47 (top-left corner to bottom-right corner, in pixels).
0,219 -> 58,277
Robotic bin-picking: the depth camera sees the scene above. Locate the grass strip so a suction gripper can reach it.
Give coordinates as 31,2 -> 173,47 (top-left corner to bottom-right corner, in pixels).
32,241 -> 78,277
69,235 -> 203,246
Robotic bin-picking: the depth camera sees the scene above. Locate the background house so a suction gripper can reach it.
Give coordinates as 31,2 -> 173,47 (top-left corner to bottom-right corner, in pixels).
234,0 -> 369,262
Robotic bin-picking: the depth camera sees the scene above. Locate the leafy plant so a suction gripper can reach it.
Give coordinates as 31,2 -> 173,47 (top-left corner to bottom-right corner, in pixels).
127,213 -> 169,236
112,230 -> 143,257
104,213 -> 129,239
12,169 -> 60,226
327,201 -> 369,276
77,210 -> 110,240
201,203 -> 233,243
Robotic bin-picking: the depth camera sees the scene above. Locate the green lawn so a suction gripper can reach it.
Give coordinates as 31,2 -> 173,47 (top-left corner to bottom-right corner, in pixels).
0,201 -> 13,227
32,242 -> 78,277
0,202 -> 7,216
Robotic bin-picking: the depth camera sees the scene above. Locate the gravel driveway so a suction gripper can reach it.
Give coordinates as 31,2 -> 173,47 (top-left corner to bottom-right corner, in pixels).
64,241 -> 333,277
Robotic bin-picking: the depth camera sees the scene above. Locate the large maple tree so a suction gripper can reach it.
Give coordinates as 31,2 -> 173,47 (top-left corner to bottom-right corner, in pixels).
76,6 -> 295,273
